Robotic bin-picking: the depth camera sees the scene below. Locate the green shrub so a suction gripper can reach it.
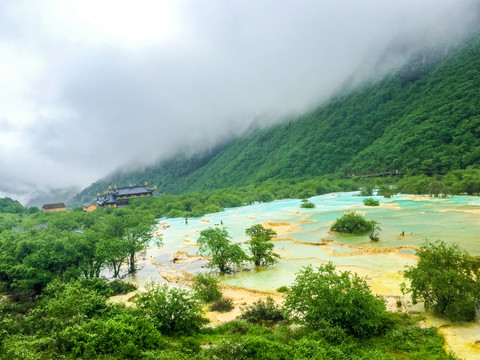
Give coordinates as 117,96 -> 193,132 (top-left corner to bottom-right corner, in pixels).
192,272 -> 222,303
214,320 -> 253,335
78,277 -> 112,296
135,283 -> 208,335
109,280 -> 137,296
285,263 -> 391,338
368,220 -> 381,241
402,240 -> 480,322
177,336 -> 201,356
300,199 -> 315,208
240,297 -> 284,325
204,337 -> 293,360
210,297 -> 234,312
377,185 -> 394,198
167,209 -> 184,218
360,186 -> 374,196
330,211 -> 375,234
363,198 -> 379,206
58,313 -> 165,358
40,280 -> 109,331
276,286 -> 288,293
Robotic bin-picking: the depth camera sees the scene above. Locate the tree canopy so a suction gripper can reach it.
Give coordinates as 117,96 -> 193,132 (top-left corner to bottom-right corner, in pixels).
330,211 -> 376,235
245,224 -> 279,266
197,227 -> 248,274
402,240 -> 480,321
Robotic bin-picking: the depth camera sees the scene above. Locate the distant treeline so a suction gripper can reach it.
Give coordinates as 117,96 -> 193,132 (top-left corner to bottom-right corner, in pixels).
4,166 -> 480,235
126,166 -> 480,220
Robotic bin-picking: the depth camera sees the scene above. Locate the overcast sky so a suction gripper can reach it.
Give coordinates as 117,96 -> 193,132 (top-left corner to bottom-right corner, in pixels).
1,0 -> 479,204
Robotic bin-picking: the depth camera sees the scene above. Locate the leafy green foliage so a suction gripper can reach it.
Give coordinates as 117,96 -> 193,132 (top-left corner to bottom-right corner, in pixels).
135,283 -> 208,335
202,315 -> 455,360
240,297 -> 284,325
0,198 -> 26,214
377,184 -> 394,198
0,208 -> 159,295
396,167 -> 480,196
300,199 -> 315,208
210,297 -> 234,312
245,224 -> 279,267
31,280 -> 110,333
197,227 -> 248,274
402,240 -> 480,321
0,275 -> 456,360
360,186 -> 374,196
192,272 -> 222,303
330,211 -> 376,234
363,198 -> 379,206
108,280 -> 136,296
276,286 -> 288,293
285,264 -> 391,337
58,312 -> 166,358
368,220 -> 381,241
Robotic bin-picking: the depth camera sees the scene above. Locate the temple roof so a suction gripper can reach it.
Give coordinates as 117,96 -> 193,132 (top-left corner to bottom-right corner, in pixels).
115,186 -> 153,196
42,202 -> 67,210
96,184 -> 159,206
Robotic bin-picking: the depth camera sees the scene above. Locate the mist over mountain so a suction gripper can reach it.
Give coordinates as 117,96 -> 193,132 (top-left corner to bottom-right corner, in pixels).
25,186 -> 81,209
70,33 -> 480,206
2,1 -> 480,205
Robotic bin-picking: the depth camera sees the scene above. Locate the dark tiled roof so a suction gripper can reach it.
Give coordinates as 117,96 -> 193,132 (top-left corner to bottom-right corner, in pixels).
96,185 -> 159,207
116,186 -> 152,196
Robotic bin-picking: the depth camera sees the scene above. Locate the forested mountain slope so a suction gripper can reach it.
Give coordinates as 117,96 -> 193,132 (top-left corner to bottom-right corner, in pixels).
71,35 -> 480,206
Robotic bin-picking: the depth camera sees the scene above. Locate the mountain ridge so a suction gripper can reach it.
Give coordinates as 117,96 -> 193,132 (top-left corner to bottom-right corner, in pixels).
70,35 -> 480,207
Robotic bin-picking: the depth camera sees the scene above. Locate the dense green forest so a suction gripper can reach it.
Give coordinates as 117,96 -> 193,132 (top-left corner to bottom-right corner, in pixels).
71,34 -> 480,207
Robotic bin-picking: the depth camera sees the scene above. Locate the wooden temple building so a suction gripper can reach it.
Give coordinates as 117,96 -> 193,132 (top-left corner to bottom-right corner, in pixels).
42,202 -> 67,213
96,183 -> 159,208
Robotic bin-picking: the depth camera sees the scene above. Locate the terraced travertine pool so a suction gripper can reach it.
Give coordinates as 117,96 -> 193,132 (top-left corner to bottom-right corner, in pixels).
128,192 -> 480,359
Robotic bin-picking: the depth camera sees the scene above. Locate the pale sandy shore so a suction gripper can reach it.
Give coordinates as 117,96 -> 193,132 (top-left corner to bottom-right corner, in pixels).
261,221 -> 299,235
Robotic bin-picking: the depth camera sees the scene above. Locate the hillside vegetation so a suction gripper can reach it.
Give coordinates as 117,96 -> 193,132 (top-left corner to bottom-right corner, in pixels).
71,35 -> 480,206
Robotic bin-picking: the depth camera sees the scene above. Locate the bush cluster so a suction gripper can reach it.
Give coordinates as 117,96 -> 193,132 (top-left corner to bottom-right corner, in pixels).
210,297 -> 234,312
330,211 -> 376,234
192,272 -> 222,303
363,198 -> 380,206
240,297 -> 284,325
300,199 -> 315,208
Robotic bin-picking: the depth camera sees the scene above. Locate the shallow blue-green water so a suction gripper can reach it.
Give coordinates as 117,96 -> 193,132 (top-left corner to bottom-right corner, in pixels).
150,192 -> 480,293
